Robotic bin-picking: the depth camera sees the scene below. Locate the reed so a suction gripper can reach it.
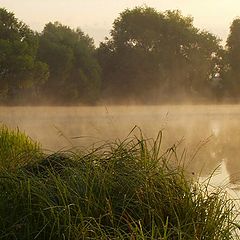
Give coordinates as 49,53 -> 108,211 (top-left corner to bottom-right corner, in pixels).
0,127 -> 238,239
0,125 -> 41,170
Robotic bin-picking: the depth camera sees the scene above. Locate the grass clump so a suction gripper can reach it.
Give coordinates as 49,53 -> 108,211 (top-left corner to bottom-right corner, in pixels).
0,128 -> 238,239
0,125 -> 41,170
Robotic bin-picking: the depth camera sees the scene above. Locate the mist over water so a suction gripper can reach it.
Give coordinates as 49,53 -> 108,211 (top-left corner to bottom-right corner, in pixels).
1,105 -> 240,185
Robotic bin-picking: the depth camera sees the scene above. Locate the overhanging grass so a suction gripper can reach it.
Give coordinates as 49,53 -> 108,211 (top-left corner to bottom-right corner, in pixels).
0,127 -> 238,239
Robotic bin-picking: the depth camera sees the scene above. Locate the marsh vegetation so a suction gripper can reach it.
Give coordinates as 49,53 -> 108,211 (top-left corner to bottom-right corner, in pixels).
0,126 -> 239,239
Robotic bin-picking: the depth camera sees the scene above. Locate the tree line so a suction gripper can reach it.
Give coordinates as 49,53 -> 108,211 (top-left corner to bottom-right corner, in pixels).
0,6 -> 240,105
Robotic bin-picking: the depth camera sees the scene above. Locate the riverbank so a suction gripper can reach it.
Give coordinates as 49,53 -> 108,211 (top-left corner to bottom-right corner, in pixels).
0,126 -> 238,239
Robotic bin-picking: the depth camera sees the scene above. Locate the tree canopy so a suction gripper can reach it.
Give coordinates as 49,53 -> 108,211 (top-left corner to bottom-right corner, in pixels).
224,18 -> 240,99
0,8 -> 48,103
97,7 -> 222,103
37,22 -> 101,104
1,6 -> 240,105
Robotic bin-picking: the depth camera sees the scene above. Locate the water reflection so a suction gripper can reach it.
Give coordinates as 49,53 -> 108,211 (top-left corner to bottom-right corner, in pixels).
1,105 -> 240,184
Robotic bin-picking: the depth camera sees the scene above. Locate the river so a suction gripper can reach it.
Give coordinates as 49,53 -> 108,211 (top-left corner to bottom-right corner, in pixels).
1,105 -> 240,186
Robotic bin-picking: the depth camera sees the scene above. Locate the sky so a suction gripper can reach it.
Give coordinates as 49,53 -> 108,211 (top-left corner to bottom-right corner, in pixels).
1,0 -> 240,46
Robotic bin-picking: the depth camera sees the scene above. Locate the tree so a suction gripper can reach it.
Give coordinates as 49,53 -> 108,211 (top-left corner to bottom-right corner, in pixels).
0,8 -> 48,103
225,18 -> 240,99
97,6 -> 222,103
38,22 -> 101,104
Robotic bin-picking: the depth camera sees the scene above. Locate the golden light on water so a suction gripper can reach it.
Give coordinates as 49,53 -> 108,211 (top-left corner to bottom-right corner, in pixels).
2,105 -> 240,185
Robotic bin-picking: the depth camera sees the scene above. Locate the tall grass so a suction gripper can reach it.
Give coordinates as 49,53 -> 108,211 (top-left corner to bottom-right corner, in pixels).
0,125 -> 41,170
0,126 -> 238,239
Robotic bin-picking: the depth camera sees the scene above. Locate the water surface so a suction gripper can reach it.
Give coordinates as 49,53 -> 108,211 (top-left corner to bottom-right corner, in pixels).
1,105 -> 240,185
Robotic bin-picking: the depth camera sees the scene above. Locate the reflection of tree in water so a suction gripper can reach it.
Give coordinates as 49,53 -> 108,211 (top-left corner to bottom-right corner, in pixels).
182,136 -> 223,178
157,118 -> 240,185
222,129 -> 240,184
159,120 -> 223,178
179,120 -> 240,185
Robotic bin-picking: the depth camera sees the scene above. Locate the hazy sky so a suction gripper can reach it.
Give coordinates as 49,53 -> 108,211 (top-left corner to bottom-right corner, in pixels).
1,0 -> 240,46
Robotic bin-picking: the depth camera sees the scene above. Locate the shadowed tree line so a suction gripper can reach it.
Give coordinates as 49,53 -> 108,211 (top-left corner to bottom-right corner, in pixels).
0,6 -> 240,105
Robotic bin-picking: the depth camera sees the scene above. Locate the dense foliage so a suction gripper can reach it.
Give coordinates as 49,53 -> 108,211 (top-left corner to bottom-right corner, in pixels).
224,18 -> 240,100
98,7 -> 222,103
37,22 -> 101,104
0,8 -> 48,104
0,6 -> 240,104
